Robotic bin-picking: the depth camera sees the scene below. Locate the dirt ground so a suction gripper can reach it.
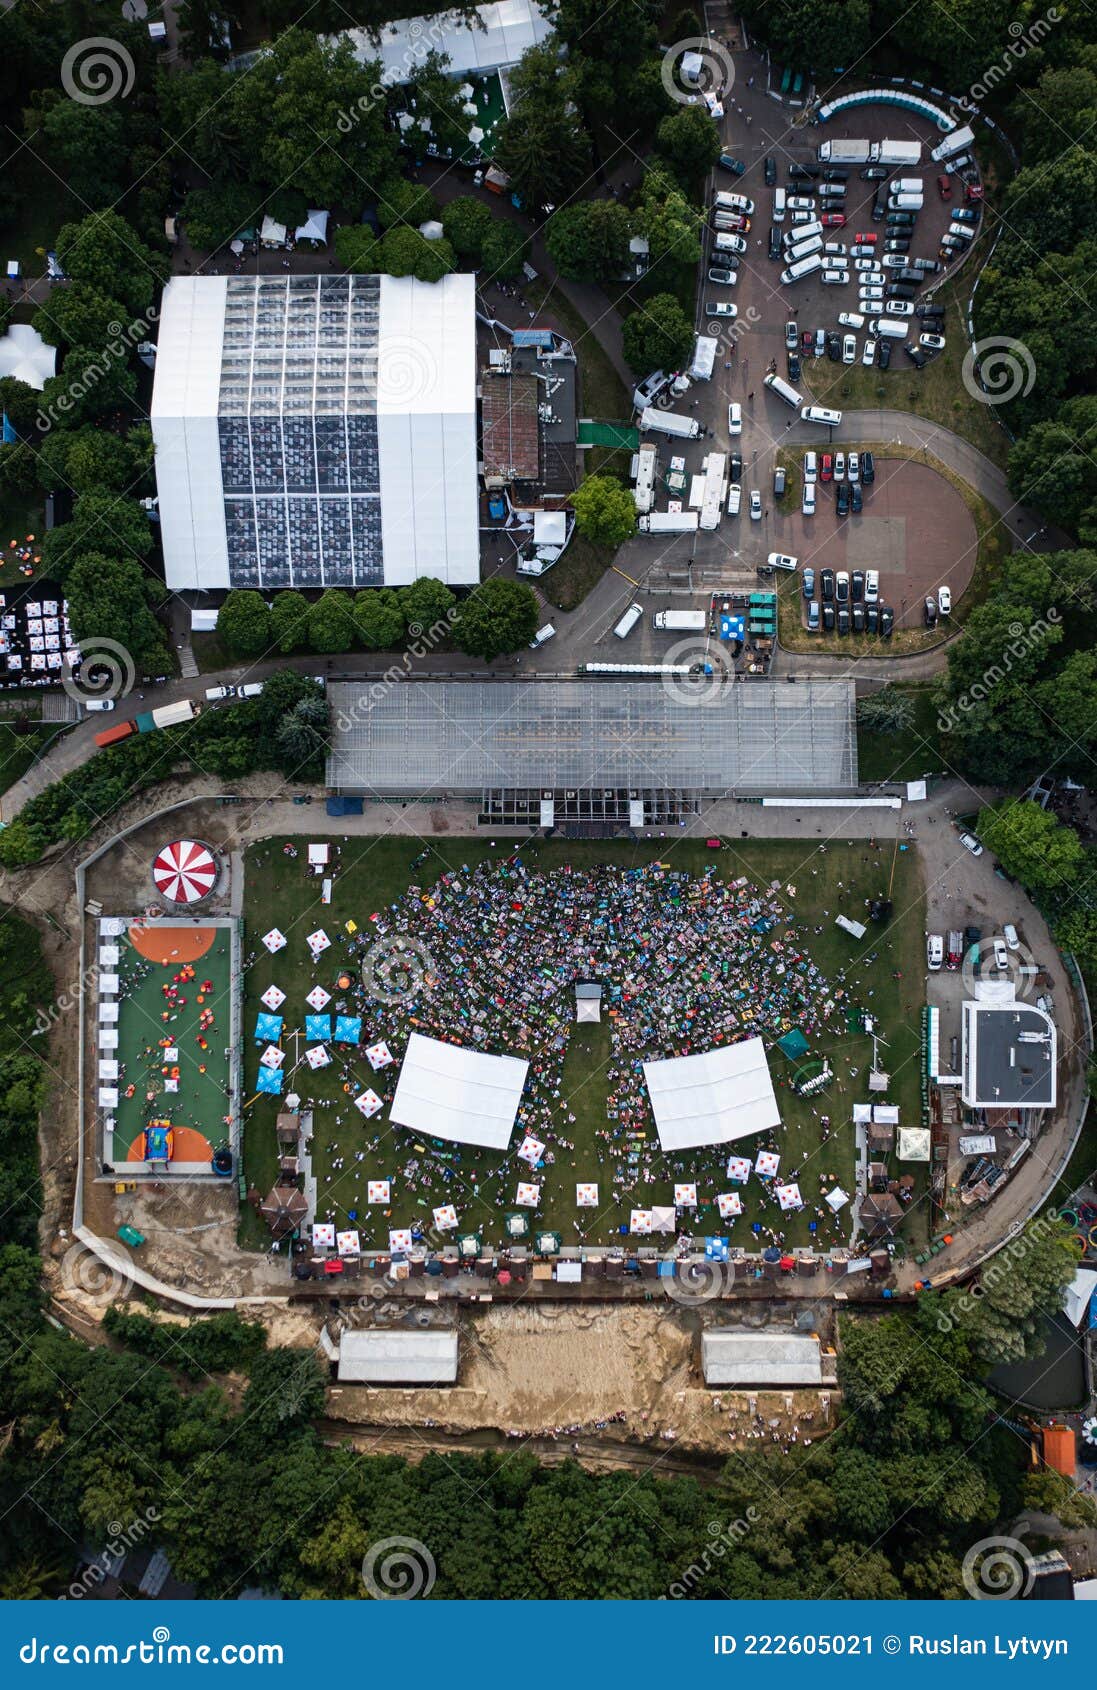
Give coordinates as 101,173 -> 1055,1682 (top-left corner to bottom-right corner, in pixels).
326,1304 -> 837,1461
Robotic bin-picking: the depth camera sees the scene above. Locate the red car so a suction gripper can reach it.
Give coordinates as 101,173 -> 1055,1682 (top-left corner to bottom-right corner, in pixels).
965,182 -> 984,202
820,454 -> 834,483
853,231 -> 876,244
937,174 -> 952,199
821,212 -> 846,227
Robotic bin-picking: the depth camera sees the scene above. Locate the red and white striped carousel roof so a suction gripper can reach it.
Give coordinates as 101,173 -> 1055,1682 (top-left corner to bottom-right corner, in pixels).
152,839 -> 218,904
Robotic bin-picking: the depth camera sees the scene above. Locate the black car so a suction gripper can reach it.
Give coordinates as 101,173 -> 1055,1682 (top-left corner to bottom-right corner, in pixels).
824,168 -> 850,182
822,603 -> 836,632
861,165 -> 889,181
877,340 -> 893,370
905,343 -> 928,369
851,570 -> 864,602
894,268 -> 922,284
768,225 -> 782,259
826,331 -> 842,362
861,451 -> 875,484
836,483 -> 849,516
788,352 -> 801,381
880,605 -> 894,638
964,925 -> 982,946
764,156 -> 777,186
852,604 -> 866,634
887,283 -> 916,300
924,595 -> 938,626
730,452 -> 742,482
820,568 -> 835,601
916,303 -> 945,320
887,211 -> 915,226
872,194 -> 886,222
788,163 -> 819,180
865,604 -> 879,634
851,484 -> 863,514
885,238 -> 910,253
837,607 -> 851,635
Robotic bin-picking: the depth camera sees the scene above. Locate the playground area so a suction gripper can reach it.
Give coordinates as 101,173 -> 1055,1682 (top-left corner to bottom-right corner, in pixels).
239,836 -> 928,1255
103,918 -> 236,1175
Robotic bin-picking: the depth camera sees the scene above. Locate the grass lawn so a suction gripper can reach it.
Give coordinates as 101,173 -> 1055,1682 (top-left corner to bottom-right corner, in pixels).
240,834 -> 929,1254
540,532 -> 614,612
0,489 -> 47,591
856,684 -> 946,783
804,242 -> 1011,469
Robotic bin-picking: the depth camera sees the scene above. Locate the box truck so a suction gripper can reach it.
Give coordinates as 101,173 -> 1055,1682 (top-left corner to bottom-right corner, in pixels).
633,442 -> 658,514
638,510 -> 700,533
817,139 -> 871,164
94,721 -> 135,749
151,699 -> 198,730
872,139 -> 922,166
652,609 -> 707,632
639,406 -> 702,440
931,125 -> 975,163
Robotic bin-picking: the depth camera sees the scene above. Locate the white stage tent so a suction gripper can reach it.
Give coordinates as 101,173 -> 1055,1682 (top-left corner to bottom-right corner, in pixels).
643,1039 -> 780,1152
389,1031 -> 528,1150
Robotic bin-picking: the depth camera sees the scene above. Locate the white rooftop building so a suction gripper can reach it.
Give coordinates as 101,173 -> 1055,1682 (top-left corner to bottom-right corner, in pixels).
701,1331 -> 823,1388
337,1329 -> 459,1384
343,0 -> 555,86
151,272 -> 479,592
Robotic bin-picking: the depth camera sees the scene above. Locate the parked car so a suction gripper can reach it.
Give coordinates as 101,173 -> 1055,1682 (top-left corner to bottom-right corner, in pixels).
803,451 -> 818,484
916,302 -> 945,319
807,601 -> 820,632
726,483 -> 741,516
788,163 -> 818,180
749,489 -> 762,521
937,174 -> 952,199
706,301 -> 737,317
851,484 -> 863,513
707,267 -> 737,285
238,681 -> 263,698
821,267 -> 849,285
859,287 -> 884,304
764,156 -> 777,185
842,332 -> 856,363
853,231 -> 877,244
823,168 -> 850,182
802,567 -> 815,598
885,239 -> 910,254
954,207 -> 980,223
965,182 -> 984,203
993,938 -> 1009,972
834,451 -> 846,479
823,241 -> 848,256
880,604 -> 894,637
768,226 -> 781,259
854,257 -> 879,272
851,570 -> 864,601
837,606 -> 850,635
820,453 -> 833,482
861,166 -> 888,181
852,604 -> 865,634
865,569 -> 879,602
920,332 -> 946,351
835,571 -> 850,602
877,340 -> 892,368
801,329 -> 814,355
802,483 -> 816,517
924,595 -> 938,626
820,567 -> 834,601
938,585 -> 952,615
838,311 -> 865,329
927,934 -> 944,971
904,343 -> 928,368
787,352 -> 801,381
718,154 -> 746,175
886,300 -> 915,316
861,451 -> 875,484
861,336 -> 878,366
1003,922 -> 1019,949
826,332 -> 842,361
729,452 -> 742,481
813,328 -> 826,358
836,483 -> 849,516
886,211 -> 916,226
821,213 -> 847,227
866,605 -> 879,634
718,233 -> 747,254
727,401 -> 742,435
847,452 -> 860,484
912,257 -> 942,274
822,603 -> 835,632
787,195 -> 815,211
785,320 -> 799,350
774,464 -> 787,496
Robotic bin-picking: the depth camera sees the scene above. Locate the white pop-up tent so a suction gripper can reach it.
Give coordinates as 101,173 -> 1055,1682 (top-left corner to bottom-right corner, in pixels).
389,1031 -> 528,1150
643,1038 -> 780,1152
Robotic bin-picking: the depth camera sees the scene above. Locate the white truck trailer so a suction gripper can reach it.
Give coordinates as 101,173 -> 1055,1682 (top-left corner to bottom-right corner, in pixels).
872,138 -> 922,165
639,406 -> 702,440
699,451 -> 727,532
633,441 -> 658,514
817,139 -> 871,164
637,510 -> 700,534
931,125 -> 975,163
652,609 -> 707,631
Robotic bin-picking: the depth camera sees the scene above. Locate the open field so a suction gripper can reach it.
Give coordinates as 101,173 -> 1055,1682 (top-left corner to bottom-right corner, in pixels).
241,835 -> 928,1254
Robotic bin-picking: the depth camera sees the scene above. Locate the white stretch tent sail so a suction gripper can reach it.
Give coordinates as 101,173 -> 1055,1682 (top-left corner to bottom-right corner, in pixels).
389,1031 -> 528,1150
643,1039 -> 780,1152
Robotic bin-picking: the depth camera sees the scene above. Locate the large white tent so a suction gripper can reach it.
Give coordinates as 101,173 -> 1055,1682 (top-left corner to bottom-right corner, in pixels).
643,1039 -> 780,1152
389,1032 -> 528,1150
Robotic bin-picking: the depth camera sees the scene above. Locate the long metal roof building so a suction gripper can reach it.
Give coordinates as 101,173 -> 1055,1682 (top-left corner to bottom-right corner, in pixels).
337,1329 -> 459,1385
325,679 -> 858,796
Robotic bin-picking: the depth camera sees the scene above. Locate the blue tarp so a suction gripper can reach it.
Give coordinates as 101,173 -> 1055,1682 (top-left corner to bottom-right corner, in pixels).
720,614 -> 745,641
657,1261 -> 676,1277
256,1066 -> 283,1095
334,1015 -> 361,1044
705,1237 -> 729,1261
305,1014 -> 332,1043
254,1012 -> 283,1043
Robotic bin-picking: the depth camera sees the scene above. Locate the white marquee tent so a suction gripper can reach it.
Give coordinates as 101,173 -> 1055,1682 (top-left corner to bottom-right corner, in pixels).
643,1039 -> 780,1152
389,1031 -> 528,1150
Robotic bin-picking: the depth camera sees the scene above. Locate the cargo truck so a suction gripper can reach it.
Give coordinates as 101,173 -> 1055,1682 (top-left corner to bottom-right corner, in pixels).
872,139 -> 922,166
817,139 -> 872,164
931,126 -> 975,163
151,699 -> 198,730
94,721 -> 136,749
638,406 -> 702,440
652,609 -> 707,632
637,510 -> 700,533
135,712 -> 157,734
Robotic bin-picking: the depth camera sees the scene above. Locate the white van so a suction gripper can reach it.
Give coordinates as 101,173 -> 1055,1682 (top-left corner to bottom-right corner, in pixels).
783,218 -> 822,246
893,178 -> 923,194
773,187 -> 786,221
888,192 -> 923,210
613,603 -> 643,639
784,235 -> 823,264
780,253 -> 822,285
818,183 -> 846,198
713,232 -> 745,255
85,698 -> 116,713
529,623 -> 556,649
926,934 -> 944,971
872,317 -> 909,339
800,404 -> 842,427
803,450 -> 818,483
713,191 -> 753,213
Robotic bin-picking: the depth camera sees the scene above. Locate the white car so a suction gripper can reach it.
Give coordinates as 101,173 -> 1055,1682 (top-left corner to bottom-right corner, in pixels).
787,195 -> 815,211
848,452 -> 860,483
865,568 -> 879,602
85,698 -> 116,713
726,483 -> 742,516
883,254 -> 912,270
862,336 -> 878,366
784,321 -> 799,350
842,333 -> 856,363
707,301 -> 737,317
723,194 -> 754,214
859,287 -> 884,303
938,585 -> 952,615
823,241 -> 847,257
838,311 -> 865,329
920,332 -> 946,350
1003,922 -> 1020,950
927,934 -> 944,971
959,831 -> 983,857
803,452 -> 818,485
802,483 -> 816,517
720,234 -> 747,254
834,451 -> 846,480
885,300 -> 914,316
854,257 -> 879,272
767,552 -> 798,571
821,267 -> 849,285
993,937 -> 1009,971
728,402 -> 742,435
749,489 -> 762,521
238,681 -> 264,698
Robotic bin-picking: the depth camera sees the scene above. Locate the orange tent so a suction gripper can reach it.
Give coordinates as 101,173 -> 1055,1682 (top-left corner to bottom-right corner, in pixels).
1042,1424 -> 1076,1477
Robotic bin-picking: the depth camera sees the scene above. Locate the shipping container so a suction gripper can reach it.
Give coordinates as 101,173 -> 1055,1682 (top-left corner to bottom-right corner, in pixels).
135,712 -> 157,734
151,699 -> 197,730
95,721 -> 136,749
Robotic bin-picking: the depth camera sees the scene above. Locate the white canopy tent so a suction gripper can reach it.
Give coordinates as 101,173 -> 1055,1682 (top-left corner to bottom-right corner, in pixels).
389,1031 -> 528,1150
643,1038 -> 780,1152
0,324 -> 56,390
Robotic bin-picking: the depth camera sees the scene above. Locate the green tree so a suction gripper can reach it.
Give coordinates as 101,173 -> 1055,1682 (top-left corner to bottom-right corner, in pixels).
54,211 -> 162,317
1008,399 -> 1097,543
65,552 -> 169,674
931,1221 -> 1081,1366
182,182 -> 263,251
622,293 -> 693,374
441,196 -> 492,261
307,589 -> 356,654
380,228 -> 455,282
494,41 -> 592,211
270,590 -> 311,654
354,588 -> 406,650
34,285 -> 131,353
975,800 -> 1086,900
41,494 -> 152,583
633,167 -> 705,269
375,176 -> 439,231
216,589 -> 272,659
480,221 -> 527,282
545,201 -> 631,282
400,576 -> 456,636
332,224 -> 380,273
571,475 -> 636,549
274,696 -> 330,776
453,579 -> 538,660
37,97 -> 130,206
655,105 -> 721,187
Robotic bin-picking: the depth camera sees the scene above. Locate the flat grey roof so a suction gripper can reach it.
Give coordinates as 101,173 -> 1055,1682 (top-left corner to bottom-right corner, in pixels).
963,1001 -> 1056,1109
337,1329 -> 458,1384
326,680 -> 858,795
702,1330 -> 822,1388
